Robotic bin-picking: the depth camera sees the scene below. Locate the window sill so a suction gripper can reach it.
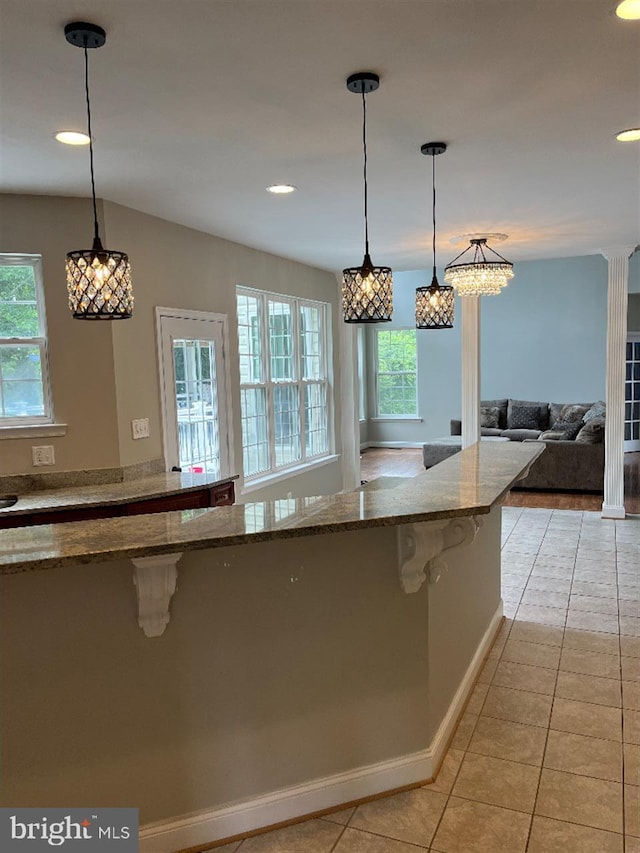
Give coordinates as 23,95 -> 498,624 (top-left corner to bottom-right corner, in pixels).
0,423 -> 68,439
241,454 -> 340,495
370,417 -> 423,423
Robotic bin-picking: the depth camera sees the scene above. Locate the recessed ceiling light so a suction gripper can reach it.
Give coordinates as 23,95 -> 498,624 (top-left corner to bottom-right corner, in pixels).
616,128 -> 640,142
616,0 -> 640,20
55,130 -> 91,145
266,184 -> 296,194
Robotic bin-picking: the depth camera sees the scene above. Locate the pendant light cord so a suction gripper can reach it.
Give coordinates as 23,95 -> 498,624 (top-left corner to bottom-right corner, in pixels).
361,88 -> 369,258
432,152 -> 437,278
83,43 -> 100,243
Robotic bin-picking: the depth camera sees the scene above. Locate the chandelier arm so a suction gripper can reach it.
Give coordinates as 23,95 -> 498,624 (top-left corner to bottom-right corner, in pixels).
83,43 -> 100,244
446,244 -> 472,267
361,88 -> 369,258
484,244 -> 512,264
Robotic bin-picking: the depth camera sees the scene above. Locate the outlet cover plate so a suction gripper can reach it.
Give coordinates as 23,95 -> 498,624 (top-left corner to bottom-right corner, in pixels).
132,418 -> 150,440
32,445 -> 55,466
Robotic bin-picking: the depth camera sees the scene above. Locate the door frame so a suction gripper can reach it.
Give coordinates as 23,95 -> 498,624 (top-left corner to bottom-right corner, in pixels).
155,306 -> 235,475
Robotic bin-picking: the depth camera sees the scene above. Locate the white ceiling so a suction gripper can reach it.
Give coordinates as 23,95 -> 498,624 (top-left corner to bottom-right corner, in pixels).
1,0 -> 639,272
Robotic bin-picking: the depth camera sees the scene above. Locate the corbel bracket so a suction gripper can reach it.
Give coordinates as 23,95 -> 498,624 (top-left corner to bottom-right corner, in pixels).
397,516 -> 483,592
131,552 -> 183,637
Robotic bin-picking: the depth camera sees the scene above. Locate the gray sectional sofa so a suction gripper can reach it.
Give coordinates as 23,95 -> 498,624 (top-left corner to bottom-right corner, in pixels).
424,398 -> 605,492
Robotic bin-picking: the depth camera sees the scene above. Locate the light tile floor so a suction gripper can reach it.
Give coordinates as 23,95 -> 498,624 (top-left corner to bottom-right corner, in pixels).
215,508 -> 639,852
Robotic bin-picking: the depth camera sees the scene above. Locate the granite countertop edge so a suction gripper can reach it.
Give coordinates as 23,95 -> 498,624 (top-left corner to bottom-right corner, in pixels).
0,442 -> 544,574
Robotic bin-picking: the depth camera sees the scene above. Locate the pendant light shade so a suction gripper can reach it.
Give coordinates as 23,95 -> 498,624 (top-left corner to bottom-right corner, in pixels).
415,142 -> 454,330
342,72 -> 392,323
64,22 -> 133,320
444,237 -> 513,297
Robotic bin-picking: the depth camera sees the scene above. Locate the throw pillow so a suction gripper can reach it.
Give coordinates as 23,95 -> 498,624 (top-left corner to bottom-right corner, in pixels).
557,404 -> 590,425
576,420 -> 605,444
550,419 -> 584,441
509,405 -> 542,430
583,401 -> 606,423
480,406 -> 501,429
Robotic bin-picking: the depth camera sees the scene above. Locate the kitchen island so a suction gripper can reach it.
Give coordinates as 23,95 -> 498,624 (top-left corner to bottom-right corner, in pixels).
0,441 -> 542,853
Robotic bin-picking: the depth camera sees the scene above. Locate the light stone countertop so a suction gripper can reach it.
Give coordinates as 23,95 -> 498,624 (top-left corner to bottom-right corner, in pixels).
0,441 -> 543,574
0,471 -> 238,517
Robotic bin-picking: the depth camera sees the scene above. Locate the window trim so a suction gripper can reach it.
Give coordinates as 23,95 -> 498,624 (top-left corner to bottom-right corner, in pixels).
374,327 -> 419,419
0,254 -> 54,427
237,286 -> 333,483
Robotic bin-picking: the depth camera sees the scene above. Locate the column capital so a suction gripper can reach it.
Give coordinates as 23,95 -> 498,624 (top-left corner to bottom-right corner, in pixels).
599,245 -> 637,261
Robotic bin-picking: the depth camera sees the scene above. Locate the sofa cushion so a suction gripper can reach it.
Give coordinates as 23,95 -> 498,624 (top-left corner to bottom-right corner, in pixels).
480,405 -> 501,429
549,402 -> 592,427
501,428 -> 543,441
576,417 -> 605,444
481,427 -> 504,437
583,401 -> 606,423
508,405 -> 544,430
548,419 -> 583,440
507,399 -> 549,430
559,404 -> 590,424
539,430 -> 568,441
481,399 -> 508,429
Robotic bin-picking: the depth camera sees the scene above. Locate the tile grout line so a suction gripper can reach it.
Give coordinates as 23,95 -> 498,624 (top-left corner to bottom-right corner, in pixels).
523,507 -> 580,852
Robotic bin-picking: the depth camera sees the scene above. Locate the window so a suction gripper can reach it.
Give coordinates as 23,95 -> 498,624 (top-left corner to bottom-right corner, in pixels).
0,255 -> 53,425
375,328 -> 418,417
237,287 -> 331,480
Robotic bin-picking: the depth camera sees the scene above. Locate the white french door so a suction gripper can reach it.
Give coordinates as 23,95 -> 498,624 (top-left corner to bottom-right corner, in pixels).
157,308 -> 233,476
625,333 -> 640,453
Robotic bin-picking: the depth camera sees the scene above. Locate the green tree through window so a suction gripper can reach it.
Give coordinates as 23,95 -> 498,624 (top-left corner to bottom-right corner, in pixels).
376,329 -> 418,417
0,256 -> 51,423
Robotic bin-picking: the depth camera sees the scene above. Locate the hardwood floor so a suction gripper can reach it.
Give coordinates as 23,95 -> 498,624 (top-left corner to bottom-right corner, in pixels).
360,447 -> 640,513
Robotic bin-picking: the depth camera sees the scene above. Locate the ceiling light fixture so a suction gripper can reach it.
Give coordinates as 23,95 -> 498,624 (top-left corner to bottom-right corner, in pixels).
444,237 -> 514,297
616,128 -> 640,142
415,142 -> 454,330
63,22 -> 133,320
55,130 -> 91,146
266,184 -> 297,194
342,72 -> 392,323
616,0 -> 640,19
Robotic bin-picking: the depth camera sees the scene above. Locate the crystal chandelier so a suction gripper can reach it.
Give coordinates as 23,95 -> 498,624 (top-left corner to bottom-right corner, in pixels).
342,72 -> 392,323
415,142 -> 454,329
64,22 -> 133,320
444,237 -> 513,297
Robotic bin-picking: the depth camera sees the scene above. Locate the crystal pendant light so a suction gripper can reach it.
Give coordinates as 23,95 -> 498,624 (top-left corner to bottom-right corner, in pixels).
64,22 -> 133,320
342,72 -> 392,323
415,142 -> 454,329
444,237 -> 514,297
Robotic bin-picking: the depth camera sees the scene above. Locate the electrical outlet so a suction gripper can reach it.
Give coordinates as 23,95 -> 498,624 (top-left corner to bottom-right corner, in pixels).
131,418 -> 150,440
32,445 -> 55,466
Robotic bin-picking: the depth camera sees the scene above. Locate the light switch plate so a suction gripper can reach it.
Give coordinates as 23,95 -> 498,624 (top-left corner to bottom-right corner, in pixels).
32,445 -> 55,466
132,418 -> 150,440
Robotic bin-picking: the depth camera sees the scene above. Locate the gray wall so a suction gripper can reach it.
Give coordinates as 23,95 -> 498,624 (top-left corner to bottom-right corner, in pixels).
629,294 -> 640,332
367,254 -> 610,445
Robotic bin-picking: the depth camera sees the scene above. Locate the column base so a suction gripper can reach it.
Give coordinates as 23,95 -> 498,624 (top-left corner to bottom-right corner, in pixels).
601,503 -> 626,520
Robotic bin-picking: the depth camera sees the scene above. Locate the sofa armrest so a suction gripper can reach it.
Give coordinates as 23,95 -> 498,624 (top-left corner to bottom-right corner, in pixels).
450,419 -> 462,436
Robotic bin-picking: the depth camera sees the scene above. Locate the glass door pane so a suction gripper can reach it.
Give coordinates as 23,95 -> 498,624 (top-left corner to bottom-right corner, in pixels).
625,334 -> 640,452
173,338 -> 220,476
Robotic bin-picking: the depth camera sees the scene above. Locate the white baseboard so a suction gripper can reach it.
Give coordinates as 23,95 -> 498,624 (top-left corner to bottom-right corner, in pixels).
140,603 -> 503,853
362,441 -> 424,449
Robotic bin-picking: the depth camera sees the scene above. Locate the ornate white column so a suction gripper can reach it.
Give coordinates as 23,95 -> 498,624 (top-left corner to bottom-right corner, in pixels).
461,297 -> 481,448
336,273 -> 360,492
601,247 -> 635,519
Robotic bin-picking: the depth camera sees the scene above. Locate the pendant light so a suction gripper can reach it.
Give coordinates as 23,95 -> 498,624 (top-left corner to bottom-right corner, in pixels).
64,22 -> 133,320
342,72 -> 392,323
444,237 -> 513,297
415,142 -> 454,330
